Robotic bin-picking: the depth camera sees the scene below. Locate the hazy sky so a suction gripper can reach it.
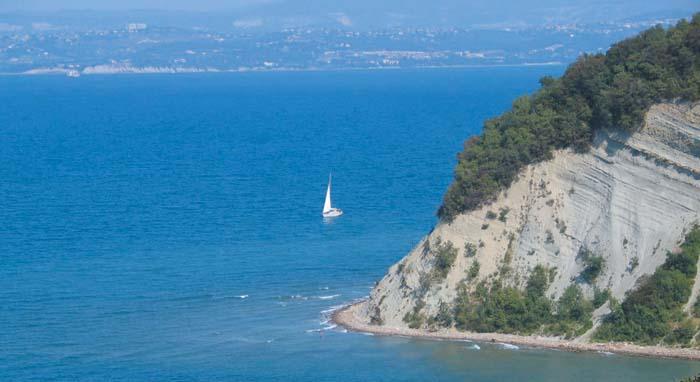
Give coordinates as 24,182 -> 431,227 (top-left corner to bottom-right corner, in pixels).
3,0 -> 696,12
2,0 -> 697,28
1,0 -> 274,10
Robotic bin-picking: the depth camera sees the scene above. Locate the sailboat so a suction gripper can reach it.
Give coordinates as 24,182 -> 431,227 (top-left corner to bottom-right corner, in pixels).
322,174 -> 343,218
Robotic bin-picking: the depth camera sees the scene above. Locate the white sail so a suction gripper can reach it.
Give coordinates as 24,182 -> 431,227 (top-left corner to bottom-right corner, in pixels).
323,175 -> 332,213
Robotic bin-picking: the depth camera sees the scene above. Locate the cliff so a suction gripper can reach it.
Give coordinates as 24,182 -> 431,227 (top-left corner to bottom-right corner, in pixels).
355,101 -> 700,340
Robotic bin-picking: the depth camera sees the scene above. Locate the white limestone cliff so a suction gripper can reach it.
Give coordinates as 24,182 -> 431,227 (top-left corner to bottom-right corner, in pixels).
357,102 -> 700,334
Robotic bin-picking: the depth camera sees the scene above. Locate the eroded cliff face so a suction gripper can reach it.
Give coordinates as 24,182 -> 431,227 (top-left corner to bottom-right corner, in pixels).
358,102 -> 700,332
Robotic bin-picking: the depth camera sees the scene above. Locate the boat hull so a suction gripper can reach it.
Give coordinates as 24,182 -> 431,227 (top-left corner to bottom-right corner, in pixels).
322,208 -> 343,218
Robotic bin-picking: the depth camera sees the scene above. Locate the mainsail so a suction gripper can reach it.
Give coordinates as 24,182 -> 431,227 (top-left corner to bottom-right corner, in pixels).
323,175 -> 332,213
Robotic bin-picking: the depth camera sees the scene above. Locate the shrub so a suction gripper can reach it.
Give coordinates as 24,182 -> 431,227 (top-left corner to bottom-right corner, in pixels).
545,230 -> 554,244
665,319 -> 697,346
557,219 -> 567,234
467,260 -> 480,280
369,305 -> 384,325
544,285 -> 595,338
486,210 -> 498,220
415,273 -> 432,297
556,285 -> 594,323
464,242 -> 477,257
593,288 -> 612,309
628,256 -> 639,272
579,248 -> 605,283
694,298 -> 700,318
526,265 -> 550,298
498,208 -> 510,222
429,301 -> 453,329
403,300 -> 426,329
431,238 -> 458,281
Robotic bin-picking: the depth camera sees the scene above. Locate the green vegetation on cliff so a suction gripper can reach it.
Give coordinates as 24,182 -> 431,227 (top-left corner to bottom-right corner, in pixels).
439,14 -> 700,221
593,226 -> 700,346
453,265 -> 593,337
447,226 -> 700,341
430,238 -> 458,281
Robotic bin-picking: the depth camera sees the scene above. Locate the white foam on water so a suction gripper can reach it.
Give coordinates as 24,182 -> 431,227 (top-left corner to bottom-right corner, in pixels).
320,305 -> 345,314
236,295 -> 248,299
468,344 -> 481,350
317,294 -> 340,300
498,343 -> 520,350
598,351 -> 615,356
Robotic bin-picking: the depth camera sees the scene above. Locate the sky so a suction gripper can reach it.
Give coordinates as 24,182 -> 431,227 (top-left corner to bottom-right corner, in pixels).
1,0 -> 697,29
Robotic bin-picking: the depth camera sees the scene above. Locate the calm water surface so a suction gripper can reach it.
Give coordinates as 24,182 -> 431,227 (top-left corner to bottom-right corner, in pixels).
2,68 -> 699,381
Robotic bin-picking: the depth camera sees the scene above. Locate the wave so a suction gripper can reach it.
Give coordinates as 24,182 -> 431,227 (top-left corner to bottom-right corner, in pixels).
468,344 -> 481,350
320,303 -> 350,315
277,294 -> 308,301
232,336 -> 274,344
317,294 -> 340,300
598,351 -> 615,356
498,343 -> 520,350
205,293 -> 249,301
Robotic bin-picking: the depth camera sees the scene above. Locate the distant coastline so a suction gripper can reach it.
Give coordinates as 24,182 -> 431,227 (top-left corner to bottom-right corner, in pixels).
0,62 -> 565,77
333,301 -> 700,361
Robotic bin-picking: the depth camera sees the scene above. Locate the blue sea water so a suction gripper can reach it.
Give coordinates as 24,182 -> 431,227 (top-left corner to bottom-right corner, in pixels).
2,68 -> 699,381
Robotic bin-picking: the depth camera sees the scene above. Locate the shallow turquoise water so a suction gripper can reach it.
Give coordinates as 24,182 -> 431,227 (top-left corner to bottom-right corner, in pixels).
2,68 -> 699,381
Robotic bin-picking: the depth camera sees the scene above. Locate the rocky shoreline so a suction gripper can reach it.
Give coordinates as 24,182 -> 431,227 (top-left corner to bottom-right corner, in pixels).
333,301 -> 700,361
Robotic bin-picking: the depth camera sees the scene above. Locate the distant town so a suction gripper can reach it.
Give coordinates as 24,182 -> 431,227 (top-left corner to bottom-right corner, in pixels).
0,13 -> 683,75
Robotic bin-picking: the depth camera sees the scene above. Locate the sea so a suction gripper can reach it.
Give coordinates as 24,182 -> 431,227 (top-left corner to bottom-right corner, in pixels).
2,68 -> 699,381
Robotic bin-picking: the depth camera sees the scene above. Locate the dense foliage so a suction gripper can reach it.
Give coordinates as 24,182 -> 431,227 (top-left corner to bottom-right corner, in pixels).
453,265 -> 593,337
439,14 -> 700,221
593,226 -> 700,345
545,285 -> 594,338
